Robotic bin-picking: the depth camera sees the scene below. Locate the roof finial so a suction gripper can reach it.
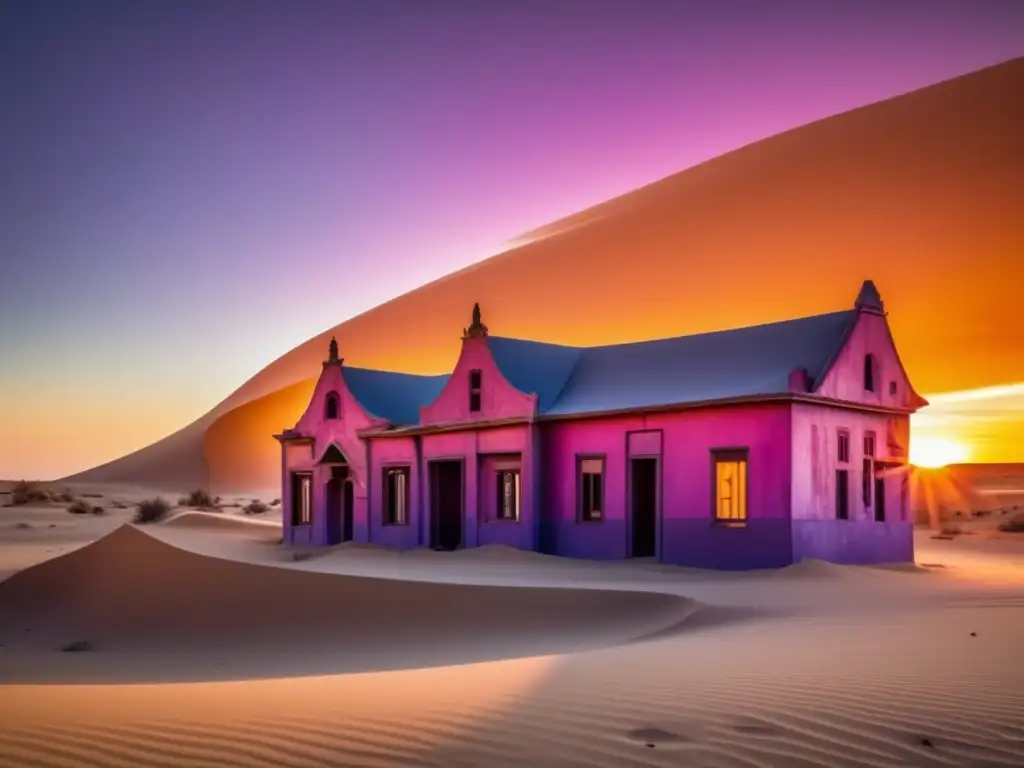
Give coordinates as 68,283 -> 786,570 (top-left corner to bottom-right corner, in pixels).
326,336 -> 342,365
463,302 -> 488,339
854,279 -> 884,313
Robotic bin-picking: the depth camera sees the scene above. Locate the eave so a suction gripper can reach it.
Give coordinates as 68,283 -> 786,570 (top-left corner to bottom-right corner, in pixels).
272,431 -> 314,444
358,392 -> 918,438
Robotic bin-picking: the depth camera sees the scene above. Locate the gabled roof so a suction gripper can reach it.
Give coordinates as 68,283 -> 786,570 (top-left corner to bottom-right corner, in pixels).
343,367 -> 450,425
487,336 -> 582,413
497,310 -> 858,417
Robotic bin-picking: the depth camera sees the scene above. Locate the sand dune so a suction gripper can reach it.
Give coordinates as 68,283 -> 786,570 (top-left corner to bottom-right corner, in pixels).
0,524 -> 695,684
64,57 -> 1024,491
161,510 -> 282,531
0,516 -> 1021,767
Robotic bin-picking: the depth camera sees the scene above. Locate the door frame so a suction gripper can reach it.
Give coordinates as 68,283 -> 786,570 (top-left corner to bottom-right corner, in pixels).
627,456 -> 661,558
427,457 -> 466,550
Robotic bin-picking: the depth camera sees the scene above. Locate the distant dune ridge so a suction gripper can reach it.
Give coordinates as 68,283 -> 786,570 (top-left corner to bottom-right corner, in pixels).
66,58 -> 1024,492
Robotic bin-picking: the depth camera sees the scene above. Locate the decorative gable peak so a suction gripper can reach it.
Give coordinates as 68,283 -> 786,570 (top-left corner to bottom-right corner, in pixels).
854,280 -> 884,313
325,336 -> 343,366
462,302 -> 489,339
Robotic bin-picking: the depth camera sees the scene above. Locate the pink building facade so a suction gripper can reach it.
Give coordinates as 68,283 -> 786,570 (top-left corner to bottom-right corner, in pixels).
274,281 -> 927,569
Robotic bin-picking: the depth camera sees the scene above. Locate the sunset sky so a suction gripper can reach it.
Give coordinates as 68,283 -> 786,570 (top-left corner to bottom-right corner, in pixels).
2,0 -> 1023,480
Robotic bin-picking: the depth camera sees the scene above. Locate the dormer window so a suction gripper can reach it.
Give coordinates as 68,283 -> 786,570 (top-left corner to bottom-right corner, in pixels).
469,370 -> 482,413
324,392 -> 340,420
863,354 -> 876,392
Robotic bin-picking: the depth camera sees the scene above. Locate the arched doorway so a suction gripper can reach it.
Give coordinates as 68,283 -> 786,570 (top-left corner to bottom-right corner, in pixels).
320,443 -> 354,545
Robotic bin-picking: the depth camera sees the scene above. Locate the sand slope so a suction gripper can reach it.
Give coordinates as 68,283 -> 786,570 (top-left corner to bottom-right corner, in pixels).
0,524 -> 694,684
64,57 -> 1024,491
0,520 -> 1021,767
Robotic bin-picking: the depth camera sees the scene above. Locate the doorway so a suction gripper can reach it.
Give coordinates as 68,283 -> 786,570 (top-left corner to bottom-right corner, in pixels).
430,460 -> 463,551
326,466 -> 353,545
630,458 -> 658,557
874,476 -> 886,522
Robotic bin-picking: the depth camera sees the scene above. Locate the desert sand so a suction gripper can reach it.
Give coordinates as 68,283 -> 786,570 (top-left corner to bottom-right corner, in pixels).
61,56 -> 1024,493
1,482 -> 1022,768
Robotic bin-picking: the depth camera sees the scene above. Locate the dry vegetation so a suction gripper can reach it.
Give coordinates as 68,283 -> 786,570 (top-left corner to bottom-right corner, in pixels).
243,500 -> 269,515
134,497 -> 172,524
177,489 -> 221,511
67,499 -> 105,516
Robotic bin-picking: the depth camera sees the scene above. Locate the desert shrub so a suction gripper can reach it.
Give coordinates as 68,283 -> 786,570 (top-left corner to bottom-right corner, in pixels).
243,500 -> 269,515
181,489 -> 217,509
67,499 -> 93,515
10,480 -> 49,506
997,513 -> 1024,533
270,498 -> 281,507
134,497 -> 172,524
939,523 -> 963,536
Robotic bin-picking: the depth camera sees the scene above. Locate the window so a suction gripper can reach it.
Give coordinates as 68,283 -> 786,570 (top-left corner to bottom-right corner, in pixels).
713,450 -> 748,525
496,469 -> 521,521
291,472 -> 312,526
837,431 -> 850,463
864,354 -> 876,392
900,475 -> 909,522
889,381 -> 897,396
863,432 -> 875,507
383,467 -> 410,525
579,457 -> 604,522
874,476 -> 886,522
836,469 -> 850,520
469,369 -> 482,412
324,392 -> 340,420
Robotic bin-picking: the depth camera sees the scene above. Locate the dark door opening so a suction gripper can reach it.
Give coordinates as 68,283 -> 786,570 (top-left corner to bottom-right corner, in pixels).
343,480 -> 354,541
874,476 -> 886,522
630,458 -> 658,558
326,466 -> 352,544
430,460 -> 463,551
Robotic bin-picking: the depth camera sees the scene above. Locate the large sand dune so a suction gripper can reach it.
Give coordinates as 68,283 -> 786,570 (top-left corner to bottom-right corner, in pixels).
0,524 -> 694,684
66,57 -> 1024,491
0,502 -> 1021,767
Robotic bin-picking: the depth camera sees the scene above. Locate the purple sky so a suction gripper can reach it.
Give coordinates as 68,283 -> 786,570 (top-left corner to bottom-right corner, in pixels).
2,0 -> 1024,478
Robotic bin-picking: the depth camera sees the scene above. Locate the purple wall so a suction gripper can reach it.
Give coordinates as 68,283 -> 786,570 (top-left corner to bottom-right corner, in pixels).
541,404 -> 794,568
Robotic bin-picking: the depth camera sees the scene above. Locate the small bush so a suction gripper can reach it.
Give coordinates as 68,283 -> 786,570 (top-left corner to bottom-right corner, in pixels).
997,513 -> 1024,533
67,499 -> 93,515
939,523 -> 963,536
134,497 -> 172,524
270,498 -> 281,507
10,480 -> 49,506
181,488 -> 218,509
243,500 -> 269,515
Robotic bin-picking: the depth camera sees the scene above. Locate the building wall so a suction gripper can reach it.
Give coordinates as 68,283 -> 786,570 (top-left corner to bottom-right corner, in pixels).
790,404 -> 913,563
280,363 -> 379,546
795,309 -> 916,563
367,436 -> 422,549
417,425 -> 537,550
420,336 -> 537,425
540,404 -> 794,569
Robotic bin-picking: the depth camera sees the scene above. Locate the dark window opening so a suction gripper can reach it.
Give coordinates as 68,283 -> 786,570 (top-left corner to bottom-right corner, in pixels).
838,431 -> 850,463
579,457 -> 604,522
469,369 -> 482,412
324,392 -> 340,420
862,458 -> 874,507
291,472 -> 312,526
864,354 -> 876,392
713,449 -> 748,525
874,476 -> 886,522
889,381 -> 897,396
864,433 -> 876,457
836,469 -> 849,520
383,467 -> 410,525
496,469 -> 521,521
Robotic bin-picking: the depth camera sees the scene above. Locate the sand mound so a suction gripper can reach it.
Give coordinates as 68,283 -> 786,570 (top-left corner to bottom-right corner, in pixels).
447,544 -> 565,563
0,525 -> 695,684
161,510 -> 281,531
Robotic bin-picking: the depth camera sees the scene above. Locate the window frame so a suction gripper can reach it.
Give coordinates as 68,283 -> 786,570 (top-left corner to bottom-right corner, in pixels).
382,465 -> 411,526
837,429 -> 851,464
291,471 -> 313,527
324,391 -> 340,420
468,369 -> 482,413
494,468 -> 522,523
576,454 -> 606,523
864,354 -> 877,392
863,431 -> 876,508
836,468 -> 850,520
711,448 -> 749,527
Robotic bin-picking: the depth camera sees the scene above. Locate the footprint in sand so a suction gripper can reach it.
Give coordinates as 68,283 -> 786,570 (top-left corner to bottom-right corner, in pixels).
731,716 -> 782,736
624,727 -> 689,749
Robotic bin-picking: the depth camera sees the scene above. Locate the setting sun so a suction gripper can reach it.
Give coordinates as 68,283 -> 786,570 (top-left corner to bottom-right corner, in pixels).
910,436 -> 971,468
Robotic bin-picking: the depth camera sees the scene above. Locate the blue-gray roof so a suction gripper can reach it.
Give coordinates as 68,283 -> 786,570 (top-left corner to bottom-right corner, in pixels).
490,310 -> 857,417
343,367 -> 450,425
487,336 -> 582,413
